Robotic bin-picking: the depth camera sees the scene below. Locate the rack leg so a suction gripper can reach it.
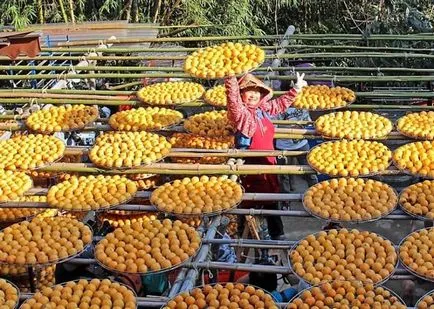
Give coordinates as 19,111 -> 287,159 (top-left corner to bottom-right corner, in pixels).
28,266 -> 36,293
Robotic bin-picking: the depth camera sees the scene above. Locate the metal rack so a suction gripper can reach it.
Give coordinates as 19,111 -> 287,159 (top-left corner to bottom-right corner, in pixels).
2,25 -> 434,308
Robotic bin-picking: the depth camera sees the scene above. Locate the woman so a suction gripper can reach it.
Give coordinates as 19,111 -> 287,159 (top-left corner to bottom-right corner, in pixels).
225,73 -> 306,240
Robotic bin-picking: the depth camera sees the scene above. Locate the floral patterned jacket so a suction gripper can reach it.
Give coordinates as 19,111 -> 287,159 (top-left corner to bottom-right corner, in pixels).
225,73 -> 298,138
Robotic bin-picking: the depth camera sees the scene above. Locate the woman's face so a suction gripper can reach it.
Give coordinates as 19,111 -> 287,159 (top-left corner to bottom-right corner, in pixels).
241,89 -> 261,108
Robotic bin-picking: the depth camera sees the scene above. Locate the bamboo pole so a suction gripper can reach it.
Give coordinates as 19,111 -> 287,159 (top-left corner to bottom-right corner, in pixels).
1,97 -> 434,110
0,98 -> 138,106
109,81 -> 142,90
4,65 -> 434,75
56,35 -> 284,46
23,24 -> 228,31
6,51 -> 434,62
0,89 -> 135,96
287,44 -> 434,52
5,72 -> 434,82
0,119 -> 414,141
55,34 -> 434,47
33,162 -> 401,176
40,46 -> 280,53
40,45 -> 434,55
0,92 -> 132,101
0,88 -> 433,99
0,202 -> 416,221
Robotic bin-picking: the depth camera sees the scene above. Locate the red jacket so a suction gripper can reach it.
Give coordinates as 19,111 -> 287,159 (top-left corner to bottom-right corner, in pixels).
225,74 -> 298,138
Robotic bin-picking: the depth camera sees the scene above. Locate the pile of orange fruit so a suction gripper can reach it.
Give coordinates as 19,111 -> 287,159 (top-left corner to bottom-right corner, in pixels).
127,174 -> 160,190
10,264 -> 56,293
399,228 -> 434,280
37,265 -> 56,291
293,85 -> 356,110
315,111 -> 393,139
109,107 -> 183,131
399,180 -> 434,219
21,279 -> 136,309
204,85 -> 227,107
101,211 -> 158,228
1,195 -> 48,222
137,81 -> 205,105
16,195 -> 47,203
184,42 -> 265,79
163,283 -> 278,309
304,178 -> 397,222
47,175 -> 138,211
184,110 -> 233,137
307,140 -> 392,177
287,281 -> 405,309
169,133 -> 234,164
0,216 -> 92,265
0,170 -> 33,202
0,134 -> 65,170
95,218 -> 201,273
26,105 -> 99,133
393,141 -> 434,178
0,279 -> 19,309
417,291 -> 434,308
151,176 -> 243,215
0,263 -> 26,276
89,131 -> 171,168
397,111 -> 434,140
0,207 -> 44,223
290,229 -> 397,285
179,216 -> 202,228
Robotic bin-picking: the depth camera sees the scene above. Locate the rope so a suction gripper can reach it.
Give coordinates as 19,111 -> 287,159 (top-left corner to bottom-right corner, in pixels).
377,67 -> 385,76
56,72 -> 66,81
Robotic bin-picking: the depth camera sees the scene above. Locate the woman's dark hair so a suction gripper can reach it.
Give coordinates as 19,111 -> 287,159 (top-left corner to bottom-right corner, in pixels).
248,261 -> 278,292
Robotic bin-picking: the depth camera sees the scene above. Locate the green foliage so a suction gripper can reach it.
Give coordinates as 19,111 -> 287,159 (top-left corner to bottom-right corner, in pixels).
0,0 -> 35,29
0,0 -> 433,36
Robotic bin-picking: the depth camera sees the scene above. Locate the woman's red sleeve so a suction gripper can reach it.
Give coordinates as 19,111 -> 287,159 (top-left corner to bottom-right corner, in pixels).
225,77 -> 255,136
261,88 -> 298,116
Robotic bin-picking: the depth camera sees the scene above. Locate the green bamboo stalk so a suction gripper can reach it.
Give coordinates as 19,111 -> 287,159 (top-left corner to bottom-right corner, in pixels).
8,65 -> 434,74
0,92 -> 131,101
5,72 -> 434,82
278,52 -> 434,59
286,44 -> 434,52
7,51 -> 434,62
0,65 -> 185,72
109,81 -> 142,90
0,98 -> 138,106
42,44 -> 434,54
35,162 -> 401,176
23,24 -> 229,31
41,46 -> 280,53
68,0 -> 75,24
290,34 -> 434,40
56,35 -> 284,47
2,89 -> 431,99
1,97 -> 434,109
57,0 -> 69,23
36,0 -> 44,24
0,89 -> 135,95
55,34 -> 434,47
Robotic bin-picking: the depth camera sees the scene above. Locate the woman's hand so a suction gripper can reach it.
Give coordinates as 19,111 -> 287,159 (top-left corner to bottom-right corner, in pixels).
294,72 -> 308,92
